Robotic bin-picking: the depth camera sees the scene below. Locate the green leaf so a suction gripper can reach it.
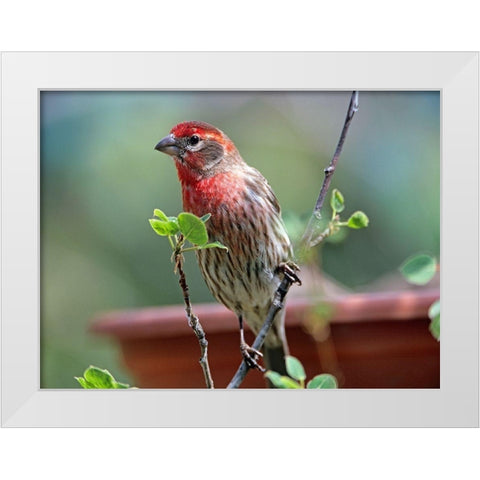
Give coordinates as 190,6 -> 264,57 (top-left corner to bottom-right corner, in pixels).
265,371 -> 301,389
196,241 -> 229,251
83,366 -> 116,389
429,315 -> 440,341
115,381 -> 131,389
428,299 -> 440,319
75,376 -> 94,389
149,218 -> 170,236
165,218 -> 180,235
285,356 -> 306,382
153,209 -> 169,222
149,218 -> 179,236
428,299 -> 440,341
76,366 -> 131,389
330,189 -> 345,213
200,213 -> 211,223
400,254 -> 437,285
307,374 -> 338,389
177,212 -> 209,245
347,211 -> 369,229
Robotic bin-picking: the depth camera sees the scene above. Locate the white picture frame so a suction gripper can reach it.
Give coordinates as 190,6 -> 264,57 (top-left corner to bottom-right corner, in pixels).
1,52 -> 478,427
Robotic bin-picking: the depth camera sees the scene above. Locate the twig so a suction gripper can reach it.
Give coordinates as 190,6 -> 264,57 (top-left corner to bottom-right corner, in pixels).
174,243 -> 214,389
227,91 -> 359,389
301,91 -> 359,249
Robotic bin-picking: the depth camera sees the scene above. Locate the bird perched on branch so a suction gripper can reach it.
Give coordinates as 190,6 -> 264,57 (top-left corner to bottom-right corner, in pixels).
155,121 -> 297,375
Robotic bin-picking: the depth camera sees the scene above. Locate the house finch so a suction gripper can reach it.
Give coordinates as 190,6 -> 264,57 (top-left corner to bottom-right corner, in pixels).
155,121 -> 296,375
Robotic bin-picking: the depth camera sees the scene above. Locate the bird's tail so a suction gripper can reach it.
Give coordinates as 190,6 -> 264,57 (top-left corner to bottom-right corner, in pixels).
263,344 -> 288,377
262,309 -> 289,380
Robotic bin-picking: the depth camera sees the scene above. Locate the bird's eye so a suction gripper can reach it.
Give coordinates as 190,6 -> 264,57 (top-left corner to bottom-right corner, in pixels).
189,135 -> 200,146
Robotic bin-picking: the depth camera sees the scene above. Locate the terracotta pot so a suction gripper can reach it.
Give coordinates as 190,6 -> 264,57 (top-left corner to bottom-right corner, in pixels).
90,289 -> 439,388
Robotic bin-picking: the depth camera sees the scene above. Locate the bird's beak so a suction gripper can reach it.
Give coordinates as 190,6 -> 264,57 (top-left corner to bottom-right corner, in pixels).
154,134 -> 180,156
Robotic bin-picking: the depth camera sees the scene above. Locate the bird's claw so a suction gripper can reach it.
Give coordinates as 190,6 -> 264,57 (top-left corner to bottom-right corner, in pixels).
279,261 -> 302,286
240,342 -> 265,372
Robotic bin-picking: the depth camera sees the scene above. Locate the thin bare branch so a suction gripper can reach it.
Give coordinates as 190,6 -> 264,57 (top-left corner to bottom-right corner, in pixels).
174,239 -> 214,389
301,91 -> 359,249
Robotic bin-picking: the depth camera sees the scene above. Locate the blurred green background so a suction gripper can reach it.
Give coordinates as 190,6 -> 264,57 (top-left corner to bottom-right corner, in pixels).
40,91 -> 440,388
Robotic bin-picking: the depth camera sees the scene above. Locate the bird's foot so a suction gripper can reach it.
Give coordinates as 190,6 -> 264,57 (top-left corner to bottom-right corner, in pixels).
279,261 -> 302,286
240,342 -> 265,372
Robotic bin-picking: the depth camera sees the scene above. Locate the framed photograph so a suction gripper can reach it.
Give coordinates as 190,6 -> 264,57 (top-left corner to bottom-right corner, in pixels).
1,52 -> 478,427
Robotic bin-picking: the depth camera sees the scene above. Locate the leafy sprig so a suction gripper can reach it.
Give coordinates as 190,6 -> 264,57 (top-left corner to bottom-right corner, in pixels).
330,188 -> 369,230
149,209 -> 228,254
149,209 -> 226,388
75,365 -> 133,389
264,355 -> 338,389
286,189 -> 369,261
